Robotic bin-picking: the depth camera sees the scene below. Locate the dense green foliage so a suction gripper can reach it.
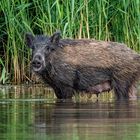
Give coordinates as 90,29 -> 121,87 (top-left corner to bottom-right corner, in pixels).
0,0 -> 140,83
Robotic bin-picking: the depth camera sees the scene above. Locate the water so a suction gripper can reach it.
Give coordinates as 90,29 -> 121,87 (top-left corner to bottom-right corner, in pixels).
0,85 -> 140,140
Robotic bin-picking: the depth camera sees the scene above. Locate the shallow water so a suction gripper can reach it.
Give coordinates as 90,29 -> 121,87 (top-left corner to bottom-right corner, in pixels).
0,85 -> 140,140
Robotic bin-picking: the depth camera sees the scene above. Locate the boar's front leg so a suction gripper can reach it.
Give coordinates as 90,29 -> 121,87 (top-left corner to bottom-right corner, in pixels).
53,86 -> 74,99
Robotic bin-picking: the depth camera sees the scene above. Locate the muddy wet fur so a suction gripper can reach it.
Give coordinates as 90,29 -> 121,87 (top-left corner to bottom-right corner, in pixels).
25,31 -> 140,100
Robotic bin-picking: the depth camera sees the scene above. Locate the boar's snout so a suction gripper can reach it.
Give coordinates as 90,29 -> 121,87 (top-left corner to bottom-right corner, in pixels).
31,54 -> 45,72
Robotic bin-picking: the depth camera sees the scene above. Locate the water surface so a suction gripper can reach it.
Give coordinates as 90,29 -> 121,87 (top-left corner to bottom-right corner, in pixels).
0,85 -> 140,140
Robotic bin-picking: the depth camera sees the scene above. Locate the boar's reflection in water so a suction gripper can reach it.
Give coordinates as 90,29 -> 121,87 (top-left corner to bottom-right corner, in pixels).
25,31 -> 140,99
33,100 -> 140,134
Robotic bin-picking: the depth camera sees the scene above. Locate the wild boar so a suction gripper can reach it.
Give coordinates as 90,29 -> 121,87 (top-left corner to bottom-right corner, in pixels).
25,31 -> 140,99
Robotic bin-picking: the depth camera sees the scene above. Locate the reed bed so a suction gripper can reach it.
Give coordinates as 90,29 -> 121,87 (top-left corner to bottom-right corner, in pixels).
0,0 -> 140,84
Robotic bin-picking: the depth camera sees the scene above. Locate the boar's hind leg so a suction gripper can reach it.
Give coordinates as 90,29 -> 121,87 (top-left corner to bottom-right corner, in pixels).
113,79 -> 137,99
53,86 -> 74,99
128,82 -> 137,99
112,78 -> 130,99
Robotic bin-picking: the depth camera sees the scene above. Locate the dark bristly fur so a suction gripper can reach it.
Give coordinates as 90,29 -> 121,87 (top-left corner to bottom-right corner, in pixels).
25,31 -> 140,99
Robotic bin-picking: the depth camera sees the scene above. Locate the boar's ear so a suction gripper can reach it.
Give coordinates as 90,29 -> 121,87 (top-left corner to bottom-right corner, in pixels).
25,33 -> 35,49
50,31 -> 61,44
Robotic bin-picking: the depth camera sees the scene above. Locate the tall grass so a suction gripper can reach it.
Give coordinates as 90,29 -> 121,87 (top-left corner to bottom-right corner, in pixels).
0,0 -> 140,84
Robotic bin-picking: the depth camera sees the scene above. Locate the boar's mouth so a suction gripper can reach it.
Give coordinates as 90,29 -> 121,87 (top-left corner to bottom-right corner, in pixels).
31,60 -> 44,72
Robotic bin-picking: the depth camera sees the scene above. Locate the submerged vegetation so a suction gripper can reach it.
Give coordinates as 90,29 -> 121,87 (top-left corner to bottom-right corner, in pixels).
0,0 -> 140,84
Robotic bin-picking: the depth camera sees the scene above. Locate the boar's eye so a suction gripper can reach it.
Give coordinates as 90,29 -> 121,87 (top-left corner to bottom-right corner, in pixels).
31,45 -> 35,50
45,46 -> 51,52
45,45 -> 56,53
45,45 -> 49,49
46,47 -> 50,51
